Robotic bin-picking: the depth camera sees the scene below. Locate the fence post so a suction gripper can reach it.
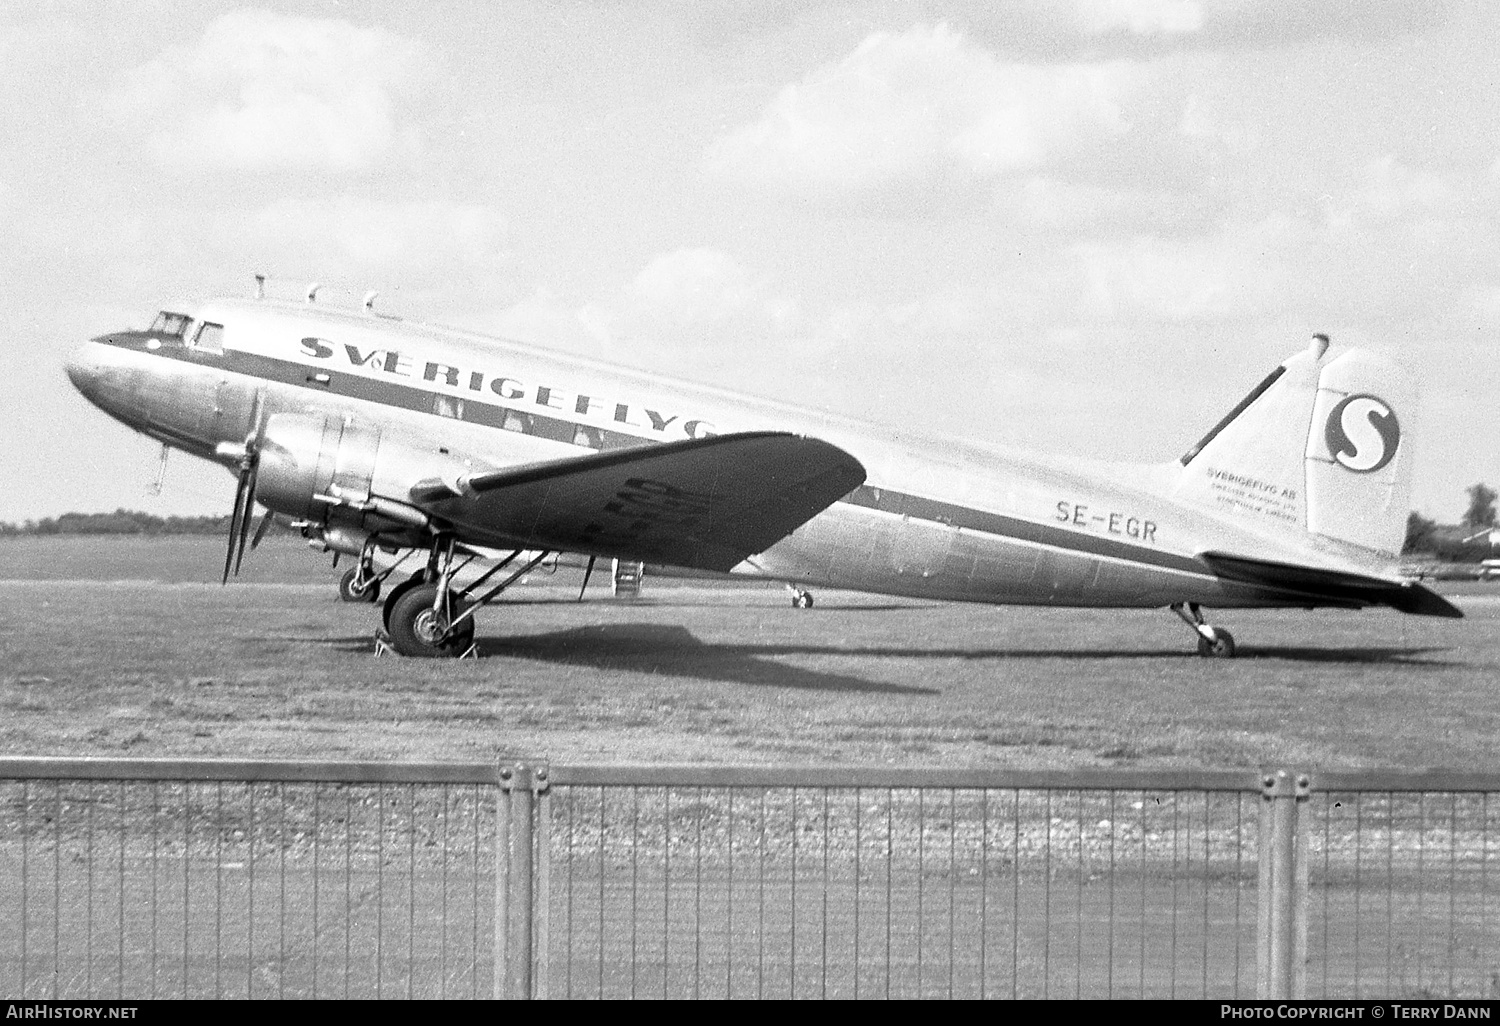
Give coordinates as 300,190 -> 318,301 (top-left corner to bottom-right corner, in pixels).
496,759 -> 550,999
1257,769 -> 1310,999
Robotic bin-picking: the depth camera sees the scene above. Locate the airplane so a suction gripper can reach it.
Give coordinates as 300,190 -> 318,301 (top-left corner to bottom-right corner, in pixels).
65,283 -> 1461,658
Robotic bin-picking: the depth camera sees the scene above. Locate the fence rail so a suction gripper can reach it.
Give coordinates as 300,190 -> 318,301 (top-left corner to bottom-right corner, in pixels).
2,758 -> 1498,1000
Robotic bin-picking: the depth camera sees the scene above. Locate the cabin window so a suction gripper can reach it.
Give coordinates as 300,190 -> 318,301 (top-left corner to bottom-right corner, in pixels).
192,321 -> 224,354
149,311 -> 192,338
572,426 -> 600,449
433,395 -> 464,420
502,411 -> 529,433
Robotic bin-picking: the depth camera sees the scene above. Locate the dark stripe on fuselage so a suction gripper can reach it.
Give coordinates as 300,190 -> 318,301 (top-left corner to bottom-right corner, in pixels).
836,487 -> 1206,575
99,334 -> 1213,579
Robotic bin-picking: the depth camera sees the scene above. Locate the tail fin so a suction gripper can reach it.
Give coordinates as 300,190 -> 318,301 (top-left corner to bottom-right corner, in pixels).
1172,336 -> 1413,555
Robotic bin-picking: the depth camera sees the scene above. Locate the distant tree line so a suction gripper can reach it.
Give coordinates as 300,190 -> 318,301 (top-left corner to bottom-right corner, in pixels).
5,486 -> 1496,554
1404,483 -> 1498,558
0,509 -> 239,537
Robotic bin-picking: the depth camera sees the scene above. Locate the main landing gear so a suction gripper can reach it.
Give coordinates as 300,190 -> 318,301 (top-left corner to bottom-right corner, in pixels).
377,537 -> 553,658
786,585 -> 815,609
1171,602 -> 1236,658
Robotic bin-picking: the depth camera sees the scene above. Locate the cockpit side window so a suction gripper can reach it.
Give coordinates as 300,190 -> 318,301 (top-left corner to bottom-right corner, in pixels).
192,321 -> 225,354
149,311 -> 192,338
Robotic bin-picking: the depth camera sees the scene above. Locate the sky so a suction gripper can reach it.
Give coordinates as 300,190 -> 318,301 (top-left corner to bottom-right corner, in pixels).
3,0 -> 1498,524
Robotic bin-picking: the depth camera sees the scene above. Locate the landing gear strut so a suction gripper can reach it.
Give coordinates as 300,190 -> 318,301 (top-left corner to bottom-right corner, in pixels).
1171,602 -> 1236,658
379,538 -> 553,658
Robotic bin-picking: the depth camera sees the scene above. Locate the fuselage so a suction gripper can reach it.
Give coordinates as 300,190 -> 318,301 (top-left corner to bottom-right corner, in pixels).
66,297 -> 1367,610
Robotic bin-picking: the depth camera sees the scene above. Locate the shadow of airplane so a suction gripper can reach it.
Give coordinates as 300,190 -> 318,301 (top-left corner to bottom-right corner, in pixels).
705,642 -> 1458,666
473,624 -> 938,694
276,632 -> 1457,682
281,626 -> 935,694
471,596 -> 934,613
1231,645 -> 1457,666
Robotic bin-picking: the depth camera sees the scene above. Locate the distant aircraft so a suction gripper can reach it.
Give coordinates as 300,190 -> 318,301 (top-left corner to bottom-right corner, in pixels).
66,288 -> 1460,657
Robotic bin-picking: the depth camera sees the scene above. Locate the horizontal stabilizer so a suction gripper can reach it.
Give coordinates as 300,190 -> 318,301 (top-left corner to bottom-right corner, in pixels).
1201,552 -> 1463,618
413,431 -> 866,572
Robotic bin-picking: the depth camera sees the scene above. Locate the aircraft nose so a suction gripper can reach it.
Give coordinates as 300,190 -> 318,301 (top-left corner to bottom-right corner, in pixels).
66,340 -> 107,399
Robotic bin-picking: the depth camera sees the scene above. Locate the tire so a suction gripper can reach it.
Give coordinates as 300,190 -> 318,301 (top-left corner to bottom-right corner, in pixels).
338,567 -> 380,604
381,571 -> 428,630
792,591 -> 814,609
386,582 -> 474,658
1196,628 -> 1236,659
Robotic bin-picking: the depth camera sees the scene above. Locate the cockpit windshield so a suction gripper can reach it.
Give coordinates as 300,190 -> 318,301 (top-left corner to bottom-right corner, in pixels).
149,311 -> 192,337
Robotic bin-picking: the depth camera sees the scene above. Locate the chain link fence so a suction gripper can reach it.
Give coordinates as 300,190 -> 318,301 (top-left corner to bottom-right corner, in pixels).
2,759 -> 1497,999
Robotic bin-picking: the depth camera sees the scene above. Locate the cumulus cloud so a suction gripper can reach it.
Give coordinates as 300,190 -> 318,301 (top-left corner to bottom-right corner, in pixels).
481,287 -> 609,352
705,24 -> 1142,199
106,9 -> 432,172
1325,156 -> 1466,227
1058,158 -> 1499,326
589,248 -> 801,346
247,196 -> 507,270
1071,0 -> 1207,36
992,176 -> 1211,232
1067,217 -> 1305,321
1027,0 -> 1439,51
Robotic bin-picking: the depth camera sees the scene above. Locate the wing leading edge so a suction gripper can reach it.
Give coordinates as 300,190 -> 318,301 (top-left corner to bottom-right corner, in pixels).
412,431 -> 866,572
1200,551 -> 1464,618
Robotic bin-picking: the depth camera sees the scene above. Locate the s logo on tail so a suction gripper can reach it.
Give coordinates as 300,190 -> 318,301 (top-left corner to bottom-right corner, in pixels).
1325,394 -> 1399,473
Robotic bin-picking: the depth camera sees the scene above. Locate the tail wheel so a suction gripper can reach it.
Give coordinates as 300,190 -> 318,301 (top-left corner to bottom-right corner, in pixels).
338,567 -> 381,604
1196,629 -> 1237,659
386,582 -> 474,658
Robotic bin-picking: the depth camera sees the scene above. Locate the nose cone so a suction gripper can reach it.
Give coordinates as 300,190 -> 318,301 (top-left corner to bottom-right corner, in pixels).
66,340 -> 108,401
67,337 -> 137,419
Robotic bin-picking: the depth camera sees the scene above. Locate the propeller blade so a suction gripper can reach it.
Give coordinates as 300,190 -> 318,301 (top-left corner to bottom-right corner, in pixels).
221,388 -> 268,584
232,458 -> 258,577
249,508 -> 274,550
245,389 -> 265,446
577,555 -> 596,601
222,462 -> 254,585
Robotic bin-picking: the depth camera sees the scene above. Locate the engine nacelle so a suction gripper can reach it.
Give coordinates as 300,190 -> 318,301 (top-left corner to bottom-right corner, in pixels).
307,524 -> 374,558
255,413 -> 473,532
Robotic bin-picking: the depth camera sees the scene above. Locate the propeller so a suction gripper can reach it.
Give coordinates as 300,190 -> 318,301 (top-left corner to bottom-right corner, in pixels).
221,391 -> 266,584
577,555 -> 597,601
249,509 -> 285,551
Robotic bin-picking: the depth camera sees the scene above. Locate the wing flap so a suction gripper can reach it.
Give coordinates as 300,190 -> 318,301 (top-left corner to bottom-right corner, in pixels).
1201,551 -> 1464,618
417,431 -> 866,572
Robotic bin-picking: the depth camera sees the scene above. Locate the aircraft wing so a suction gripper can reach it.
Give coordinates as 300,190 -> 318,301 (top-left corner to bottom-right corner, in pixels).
1200,552 -> 1464,618
411,431 -> 866,572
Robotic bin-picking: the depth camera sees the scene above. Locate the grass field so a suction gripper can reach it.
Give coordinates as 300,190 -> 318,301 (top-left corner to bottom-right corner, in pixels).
4,537 -> 1498,1000
2,535 -> 1498,769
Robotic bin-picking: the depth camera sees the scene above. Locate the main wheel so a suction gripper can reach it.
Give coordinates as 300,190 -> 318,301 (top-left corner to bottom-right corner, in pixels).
386,583 -> 474,658
792,589 -> 814,609
339,567 -> 381,603
1196,628 -> 1236,659
381,571 -> 429,630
